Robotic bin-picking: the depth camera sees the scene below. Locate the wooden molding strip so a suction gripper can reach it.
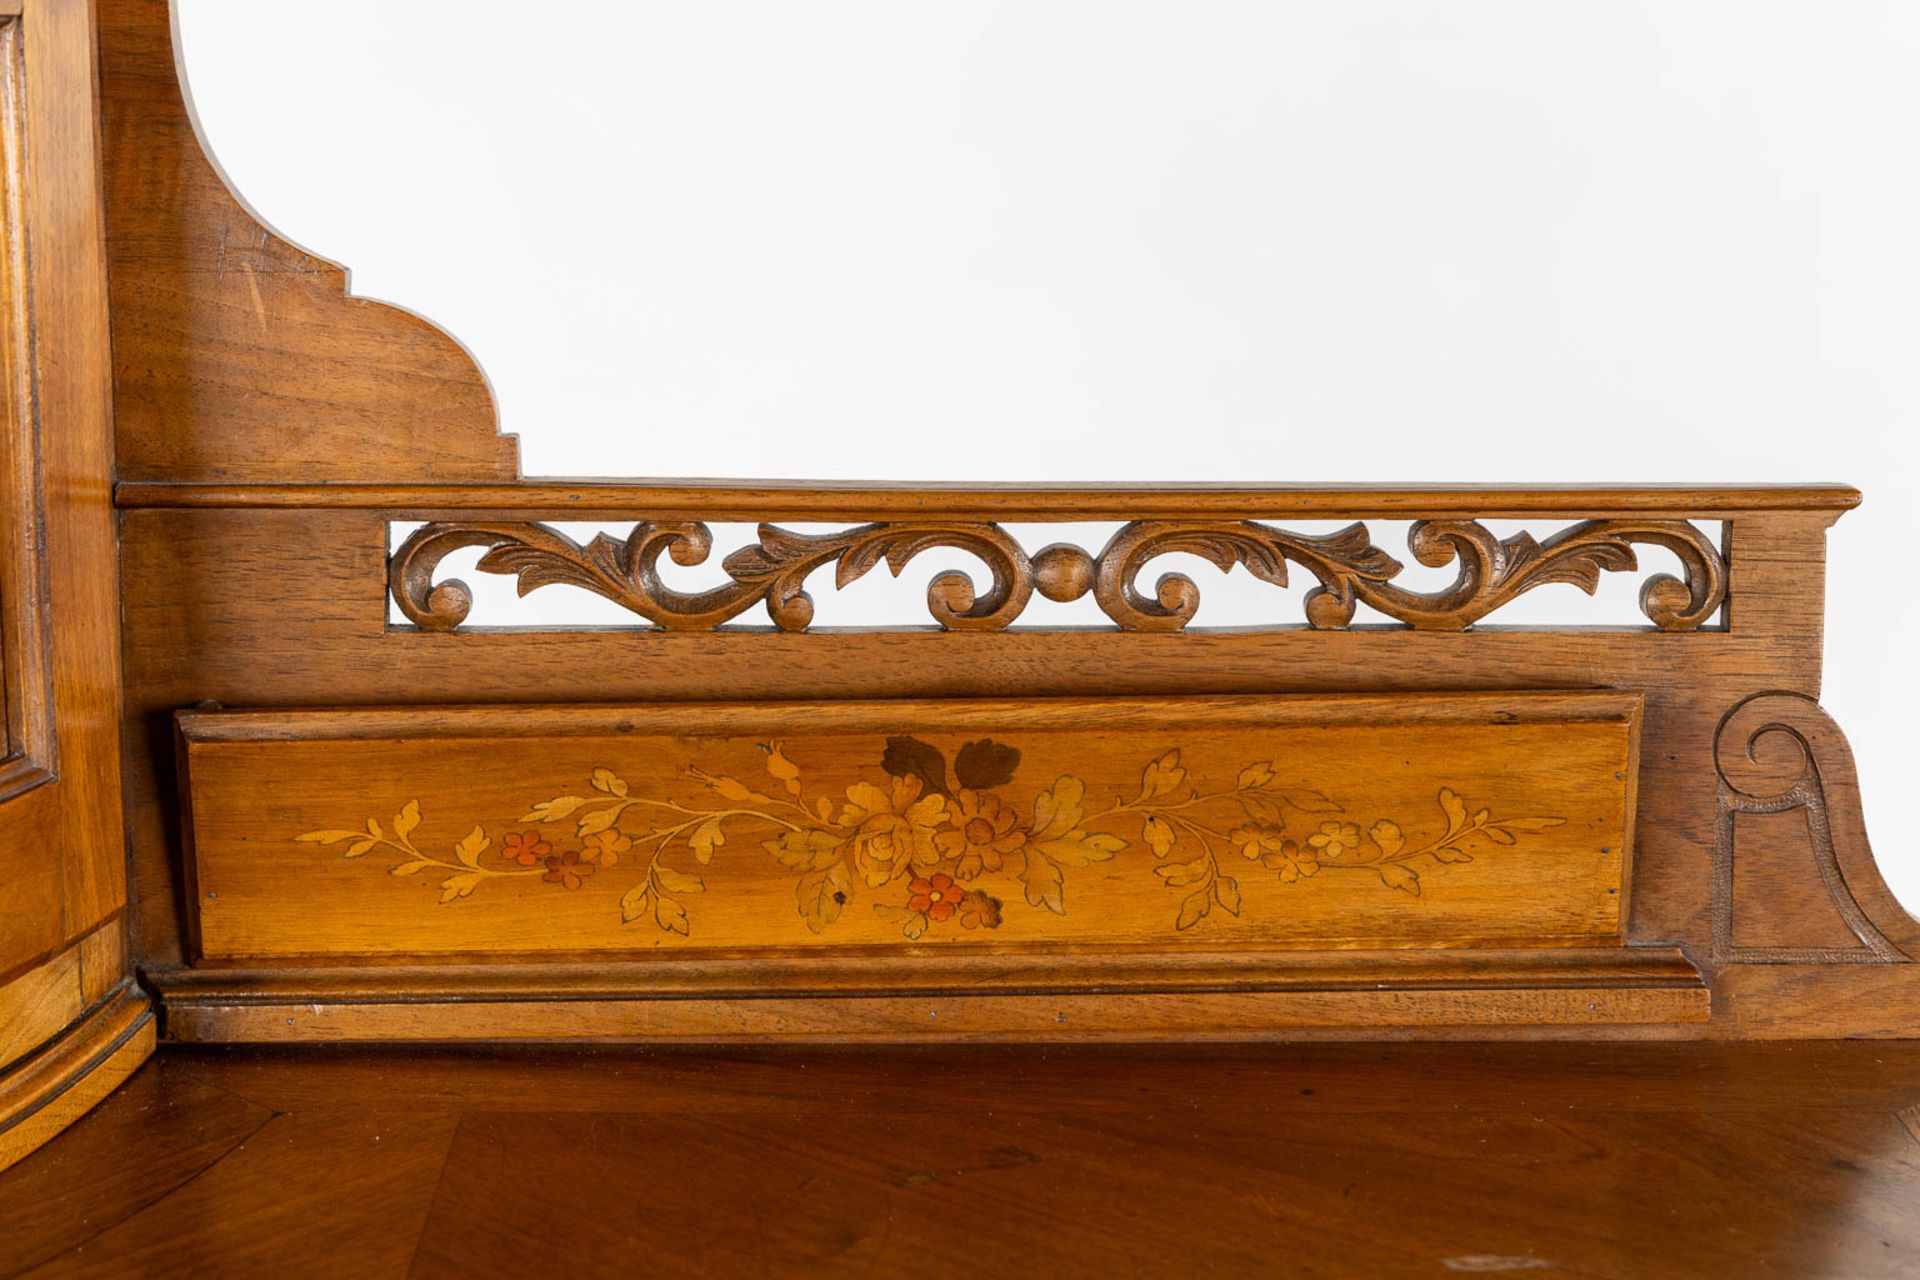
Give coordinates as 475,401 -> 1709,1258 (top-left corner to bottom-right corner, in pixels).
0,986 -> 155,1173
112,481 -> 1862,520
151,948 -> 1709,1043
155,947 -> 1706,1002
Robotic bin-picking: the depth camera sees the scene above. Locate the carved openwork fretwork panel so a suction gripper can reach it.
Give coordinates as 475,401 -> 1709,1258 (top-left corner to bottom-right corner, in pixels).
389,517 -> 1727,633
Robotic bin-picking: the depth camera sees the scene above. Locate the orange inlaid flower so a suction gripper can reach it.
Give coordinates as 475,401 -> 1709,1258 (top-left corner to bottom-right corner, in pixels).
542,849 -> 594,889
934,789 -> 1027,878
581,829 -> 630,866
502,830 -> 552,867
906,872 -> 963,922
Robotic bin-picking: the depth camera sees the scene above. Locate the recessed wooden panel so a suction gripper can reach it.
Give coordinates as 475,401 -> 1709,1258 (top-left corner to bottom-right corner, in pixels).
179,692 -> 1640,962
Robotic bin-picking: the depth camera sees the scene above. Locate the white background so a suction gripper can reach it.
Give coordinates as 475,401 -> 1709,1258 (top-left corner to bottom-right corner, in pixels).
176,2 -> 1918,905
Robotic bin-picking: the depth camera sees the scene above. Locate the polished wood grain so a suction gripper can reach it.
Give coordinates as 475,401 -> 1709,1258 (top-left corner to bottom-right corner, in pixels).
6,1041 -> 1920,1277
0,989 -> 154,1174
94,0 -> 1920,1046
0,0 -> 147,1171
175,694 -> 1639,958
96,0 -> 517,484
112,480 -> 1864,518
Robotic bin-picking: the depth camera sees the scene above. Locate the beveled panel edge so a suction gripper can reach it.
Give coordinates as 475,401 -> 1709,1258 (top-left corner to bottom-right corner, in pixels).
175,689 -> 1646,744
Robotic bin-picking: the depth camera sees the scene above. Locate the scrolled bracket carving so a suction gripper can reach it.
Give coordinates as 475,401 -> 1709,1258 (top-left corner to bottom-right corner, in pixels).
1090,517 -> 1725,632
390,516 -> 1726,634
390,520 -> 1033,632
1357,519 -> 1727,631
1711,692 -> 1912,964
1089,521 -> 1403,631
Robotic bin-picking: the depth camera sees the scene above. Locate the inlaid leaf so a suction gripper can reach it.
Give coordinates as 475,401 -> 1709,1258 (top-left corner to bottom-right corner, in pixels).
453,826 -> 489,869
1031,775 -> 1086,842
1022,852 -> 1066,915
1368,820 -> 1404,857
1214,876 -> 1242,917
1377,863 -> 1421,895
619,882 -> 652,923
577,808 -> 620,837
295,830 -> 364,845
1143,816 -> 1176,857
882,736 -> 950,798
1033,831 -> 1126,866
765,829 -> 846,871
1499,817 -> 1567,832
1137,751 -> 1185,802
344,839 -> 376,858
954,739 -> 1021,791
439,872 -> 482,904
762,742 -> 802,794
1176,887 -> 1211,930
1237,794 -> 1283,824
690,819 -> 726,864
590,768 -> 630,797
653,864 -> 706,895
393,801 -> 421,841
1438,788 -> 1468,835
690,770 -> 775,805
1154,858 -> 1207,887
654,896 -> 691,936
797,862 -> 852,933
390,861 -> 431,876
1281,789 -> 1342,814
521,796 -> 586,824
1236,762 -> 1276,790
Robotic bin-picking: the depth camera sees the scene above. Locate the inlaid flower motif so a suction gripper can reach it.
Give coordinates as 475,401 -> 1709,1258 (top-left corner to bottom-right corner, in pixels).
840,777 -> 947,885
581,830 -> 630,866
1229,823 -> 1289,861
907,872 -> 964,922
542,849 -> 594,889
958,889 -> 1004,930
936,789 -> 1028,878
502,830 -> 551,867
1307,821 -> 1364,861
308,740 -> 1564,941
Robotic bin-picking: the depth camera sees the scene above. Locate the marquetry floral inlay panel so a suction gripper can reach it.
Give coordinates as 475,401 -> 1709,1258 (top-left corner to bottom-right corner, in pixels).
389,517 -> 1726,633
301,736 -> 1566,940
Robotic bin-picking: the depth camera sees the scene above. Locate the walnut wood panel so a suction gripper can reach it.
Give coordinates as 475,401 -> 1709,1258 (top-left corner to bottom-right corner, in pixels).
114,502 -> 1920,1038
96,0 -> 517,483
95,0 -> 1919,1043
0,0 -> 147,1172
176,694 -> 1640,963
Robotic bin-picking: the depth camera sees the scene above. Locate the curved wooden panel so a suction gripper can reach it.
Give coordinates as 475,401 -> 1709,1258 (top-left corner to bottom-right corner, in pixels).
97,0 -> 517,482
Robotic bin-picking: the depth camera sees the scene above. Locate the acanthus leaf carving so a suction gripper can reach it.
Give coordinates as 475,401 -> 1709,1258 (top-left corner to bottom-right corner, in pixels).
390,516 -> 1725,634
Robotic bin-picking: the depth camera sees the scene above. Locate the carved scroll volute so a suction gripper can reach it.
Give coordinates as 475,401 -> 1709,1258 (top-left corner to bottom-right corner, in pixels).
1360,520 -> 1728,631
1712,692 -> 1918,963
390,520 -> 1034,632
1089,522 -> 1403,631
